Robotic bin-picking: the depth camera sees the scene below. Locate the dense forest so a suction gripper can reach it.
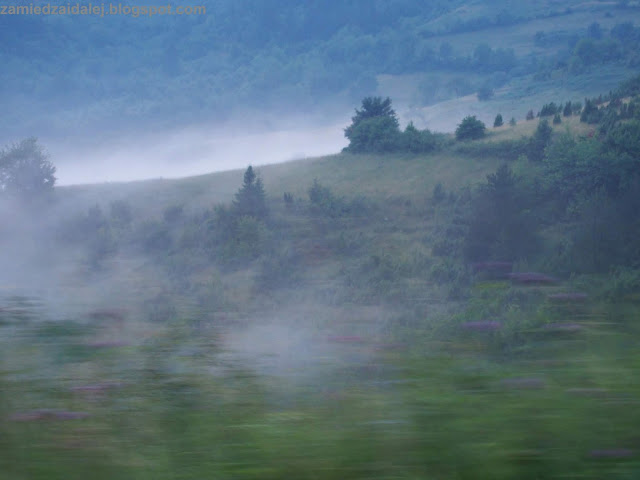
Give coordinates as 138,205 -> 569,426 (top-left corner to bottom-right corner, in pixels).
3,0 -> 640,137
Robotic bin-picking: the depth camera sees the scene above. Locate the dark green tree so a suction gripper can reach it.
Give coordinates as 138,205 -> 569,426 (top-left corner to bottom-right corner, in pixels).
345,116 -> 401,153
401,122 -> 438,153
0,137 -> 56,197
345,96 -> 398,134
539,102 -> 559,117
528,119 -> 553,162
526,110 -> 535,121
563,101 -> 573,117
581,99 -> 602,124
233,166 -> 268,219
464,164 -> 538,261
553,113 -> 562,125
455,116 -> 486,141
344,97 -> 401,152
493,114 -> 504,127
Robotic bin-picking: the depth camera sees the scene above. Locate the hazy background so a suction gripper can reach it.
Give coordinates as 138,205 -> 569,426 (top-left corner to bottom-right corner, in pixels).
4,0 -> 640,184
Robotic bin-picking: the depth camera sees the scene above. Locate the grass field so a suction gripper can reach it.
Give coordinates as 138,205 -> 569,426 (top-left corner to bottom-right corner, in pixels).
2,96 -> 640,478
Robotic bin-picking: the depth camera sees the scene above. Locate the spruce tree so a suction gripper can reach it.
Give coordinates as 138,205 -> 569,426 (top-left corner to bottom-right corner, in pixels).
233,166 -> 268,219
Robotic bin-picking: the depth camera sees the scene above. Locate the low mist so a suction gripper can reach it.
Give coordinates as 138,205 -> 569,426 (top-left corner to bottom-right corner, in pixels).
46,116 -> 351,186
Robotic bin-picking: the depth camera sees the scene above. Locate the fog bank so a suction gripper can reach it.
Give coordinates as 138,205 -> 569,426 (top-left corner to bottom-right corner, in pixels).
48,119 -> 350,186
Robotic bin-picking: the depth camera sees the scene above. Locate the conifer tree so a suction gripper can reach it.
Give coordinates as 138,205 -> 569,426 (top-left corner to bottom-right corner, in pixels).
233,166 -> 268,219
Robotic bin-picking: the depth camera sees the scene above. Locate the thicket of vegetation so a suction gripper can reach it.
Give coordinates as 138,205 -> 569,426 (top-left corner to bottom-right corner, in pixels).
344,97 -> 442,153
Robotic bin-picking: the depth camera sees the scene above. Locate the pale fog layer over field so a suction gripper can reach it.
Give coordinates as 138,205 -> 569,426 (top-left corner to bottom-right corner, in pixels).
45,100 -> 476,186
48,120 -> 348,186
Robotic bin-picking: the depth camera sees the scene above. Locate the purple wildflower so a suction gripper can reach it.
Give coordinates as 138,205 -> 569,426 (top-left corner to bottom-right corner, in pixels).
589,449 -> 633,458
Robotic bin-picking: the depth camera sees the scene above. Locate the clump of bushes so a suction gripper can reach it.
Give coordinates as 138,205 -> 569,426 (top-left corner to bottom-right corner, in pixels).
344,97 -> 441,153
308,179 -> 369,219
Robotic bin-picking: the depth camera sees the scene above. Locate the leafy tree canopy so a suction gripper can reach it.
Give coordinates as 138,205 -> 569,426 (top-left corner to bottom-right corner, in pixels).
455,116 -> 486,141
0,137 -> 56,197
344,97 -> 440,154
344,97 -> 401,153
345,97 -> 398,134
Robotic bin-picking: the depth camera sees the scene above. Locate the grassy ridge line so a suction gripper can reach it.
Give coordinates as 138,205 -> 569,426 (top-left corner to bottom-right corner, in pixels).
56,115 -> 576,215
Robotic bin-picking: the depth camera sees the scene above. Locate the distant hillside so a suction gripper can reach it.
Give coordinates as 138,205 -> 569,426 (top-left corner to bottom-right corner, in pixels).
3,0 -> 640,139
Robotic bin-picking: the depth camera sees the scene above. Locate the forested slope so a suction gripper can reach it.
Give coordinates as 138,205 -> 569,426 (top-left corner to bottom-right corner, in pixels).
4,0 -> 640,137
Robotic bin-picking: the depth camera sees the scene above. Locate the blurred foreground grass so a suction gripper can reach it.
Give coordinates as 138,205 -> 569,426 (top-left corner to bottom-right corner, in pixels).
1,284 -> 639,480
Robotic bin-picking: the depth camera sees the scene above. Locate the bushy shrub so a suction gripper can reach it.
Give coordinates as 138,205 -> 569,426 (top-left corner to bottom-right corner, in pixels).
220,215 -> 269,264
344,97 -> 440,154
308,179 -> 369,218
345,116 -> 402,152
401,122 -> 439,153
344,97 -> 401,153
455,138 -> 528,160
464,164 -> 540,262
527,119 -> 553,162
455,116 -> 486,141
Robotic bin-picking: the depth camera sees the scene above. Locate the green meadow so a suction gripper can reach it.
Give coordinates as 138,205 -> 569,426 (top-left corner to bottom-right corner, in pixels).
2,86 -> 640,478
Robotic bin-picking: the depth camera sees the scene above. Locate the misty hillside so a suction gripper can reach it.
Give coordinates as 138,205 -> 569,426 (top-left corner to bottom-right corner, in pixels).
3,77 -> 640,478
4,2 -> 640,478
4,0 -> 640,139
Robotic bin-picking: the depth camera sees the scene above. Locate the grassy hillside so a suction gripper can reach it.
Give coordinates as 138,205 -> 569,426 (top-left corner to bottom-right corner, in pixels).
2,84 -> 640,479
